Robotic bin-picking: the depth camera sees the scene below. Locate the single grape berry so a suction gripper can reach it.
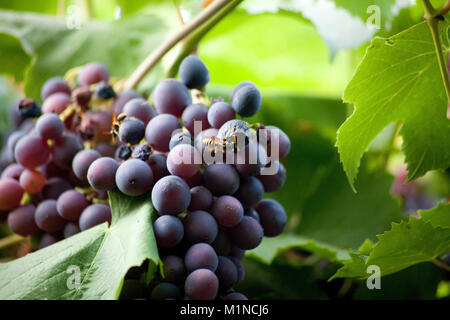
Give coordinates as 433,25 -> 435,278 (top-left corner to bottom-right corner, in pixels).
169,131 -> 194,150
72,149 -> 102,182
53,133 -> 84,168
42,93 -> 71,114
56,190 -> 89,221
207,102 -> 235,129
78,62 -> 110,86
203,164 -> 240,196
145,114 -> 181,152
115,159 -> 153,196
211,196 -> 244,228
35,200 -> 66,233
87,157 -> 119,191
116,145 -> 132,161
257,161 -> 286,192
63,222 -> 81,238
132,144 -> 152,161
42,177 -> 72,200
40,233 -> 62,249
185,243 -> 218,273
19,169 -> 46,194
119,118 -> 146,145
154,215 -> 184,248
255,199 -> 287,237
189,186 -> 213,212
167,144 -> 201,179
95,81 -> 116,99
178,55 -> 210,89
153,79 -> 191,117
146,154 -> 169,182
151,175 -> 191,215
184,269 -> 219,300
41,77 -> 71,101
72,86 -> 92,107
17,98 -> 42,119
123,98 -> 157,125
7,205 -> 40,236
36,113 -> 65,140
1,163 -> 24,180
231,81 -> 261,117
181,103 -> 210,135
234,176 -> 264,208
211,227 -> 232,256
79,203 -> 111,231
228,216 -> 263,250
14,134 -> 51,169
215,256 -> 238,289
183,210 -> 218,244
0,178 -> 24,210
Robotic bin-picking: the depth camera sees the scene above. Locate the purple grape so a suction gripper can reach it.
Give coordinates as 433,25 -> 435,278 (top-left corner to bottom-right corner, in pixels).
35,200 -> 66,233
244,208 -> 260,222
145,114 -> 181,152
146,154 -> 169,183
153,79 -> 191,117
211,195 -> 243,228
185,243 -> 218,272
255,199 -> 287,237
63,222 -> 80,238
87,157 -> 119,191
215,256 -> 238,289
184,269 -> 219,300
183,210 -> 218,244
228,216 -> 263,250
151,175 -> 190,215
14,134 -> 51,169
53,133 -> 83,168
42,177 -> 72,200
182,103 -> 210,135
119,118 -> 146,145
207,102 -> 235,129
211,227 -> 232,256
231,82 -> 261,117
257,161 -> 286,193
41,77 -> 71,100
40,233 -> 62,249
123,98 -> 157,125
167,144 -> 201,179
154,215 -> 184,248
178,55 -> 210,89
56,190 -> 89,221
234,177 -> 264,208
36,113 -> 65,140
265,126 -> 291,160
189,186 -> 213,212
1,163 -> 24,180
7,205 -> 39,236
78,62 -> 109,86
169,131 -> 194,150
79,203 -> 111,231
203,164 -> 240,196
42,93 -> 71,114
229,256 -> 245,282
115,159 -> 153,196
72,149 -> 101,182
0,178 -> 24,211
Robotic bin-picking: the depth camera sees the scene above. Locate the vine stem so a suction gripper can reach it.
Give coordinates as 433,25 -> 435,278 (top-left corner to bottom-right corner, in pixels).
124,0 -> 232,90
432,259 -> 450,272
0,234 -> 24,249
422,0 -> 450,102
167,0 -> 243,78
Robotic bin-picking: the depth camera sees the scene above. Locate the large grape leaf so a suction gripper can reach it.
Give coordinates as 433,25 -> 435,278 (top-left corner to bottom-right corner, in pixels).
0,10 -> 167,100
337,21 -> 450,189
332,202 -> 450,280
0,190 -> 159,300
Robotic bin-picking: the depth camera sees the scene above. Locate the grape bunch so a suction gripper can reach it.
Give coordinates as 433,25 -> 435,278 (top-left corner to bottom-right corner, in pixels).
0,55 -> 291,301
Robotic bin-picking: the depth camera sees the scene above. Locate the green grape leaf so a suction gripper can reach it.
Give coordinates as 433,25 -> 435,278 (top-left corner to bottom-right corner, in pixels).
0,10 -> 167,100
337,21 -> 450,189
332,203 -> 450,280
0,190 -> 159,300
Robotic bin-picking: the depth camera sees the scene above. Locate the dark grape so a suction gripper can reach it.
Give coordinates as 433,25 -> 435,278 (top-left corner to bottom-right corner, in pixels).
167,144 -> 201,179
36,113 -> 65,140
169,131 -> 193,150
63,222 -> 81,238
151,175 -> 190,215
244,208 -> 260,223
255,199 -> 287,237
72,149 -> 101,182
1,163 -> 24,180
215,256 -> 238,289
123,98 -> 157,125
78,62 -> 109,86
119,118 -> 146,145
56,190 -> 89,221
182,103 -> 210,135
115,159 -> 153,196
19,169 -> 46,194
146,154 -> 169,182
203,164 -> 240,196
40,233 -> 62,249
257,161 -> 286,192
184,269 -> 219,300
42,177 -> 72,199
53,133 -> 83,168
14,134 -> 51,168
211,196 -> 243,228
265,126 -> 291,159
72,86 -> 92,107
230,81 -> 254,101
95,81 -> 116,99
132,144 -> 152,161
234,177 -> 264,208
231,82 -> 261,117
17,98 -> 42,119
228,216 -> 263,250
211,227 -> 231,256
161,255 -> 186,284
6,130 -> 26,160
115,145 -> 132,161
153,79 -> 191,117
7,205 -> 39,236
185,243 -> 218,272
184,170 -> 203,188
0,178 -> 24,210
207,102 -> 235,129
154,215 -> 184,248
145,114 -> 181,152
35,199 -> 66,233
79,203 -> 111,231
151,282 -> 181,300
183,210 -> 218,244
41,77 -> 71,100
178,55 -> 210,89
189,186 -> 213,212
87,157 -> 119,191
224,292 -> 248,300
42,93 -> 71,114
229,256 -> 245,282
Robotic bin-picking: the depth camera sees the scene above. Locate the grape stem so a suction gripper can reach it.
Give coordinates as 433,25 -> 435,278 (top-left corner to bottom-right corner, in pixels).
124,0 -> 232,90
166,0 -> 244,78
0,234 -> 25,250
421,0 -> 450,102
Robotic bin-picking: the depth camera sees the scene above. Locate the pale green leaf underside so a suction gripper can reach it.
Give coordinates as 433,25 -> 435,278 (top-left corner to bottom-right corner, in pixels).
337,21 -> 450,188
0,190 -> 159,300
332,202 -> 450,280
